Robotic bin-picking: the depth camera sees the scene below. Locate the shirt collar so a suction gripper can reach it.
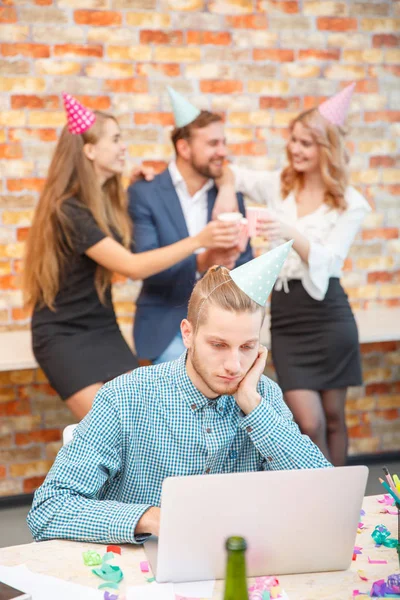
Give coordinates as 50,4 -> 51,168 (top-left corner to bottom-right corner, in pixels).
171,352 -> 233,417
168,161 -> 214,196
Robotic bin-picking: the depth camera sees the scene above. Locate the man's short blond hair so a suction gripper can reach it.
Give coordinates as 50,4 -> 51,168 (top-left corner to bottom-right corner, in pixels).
187,265 -> 264,331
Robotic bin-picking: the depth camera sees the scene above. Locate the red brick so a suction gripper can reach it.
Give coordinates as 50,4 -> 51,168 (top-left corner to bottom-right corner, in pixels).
9,128 -> 57,142
75,95 -> 110,110
34,0 -> 53,4
0,401 -> 31,417
0,143 -> 22,159
317,17 -> 358,31
7,178 -> 45,192
269,0 -> 299,13
0,7 -> 17,23
375,409 -> 399,421
187,31 -> 231,45
299,49 -> 340,60
365,111 -> 400,123
365,383 -> 393,395
136,63 -> 180,77
12,306 -> 32,320
11,95 -> 59,109
225,15 -> 268,28
362,341 -> 397,353
15,429 -> 61,446
134,112 -> 174,126
259,96 -> 300,109
200,80 -> 243,94
384,299 -> 400,308
303,96 -> 328,109
54,44 -> 103,58
0,274 -> 19,289
253,49 -> 294,62
352,79 -> 379,93
0,466 -> 6,479
343,258 -> 352,271
362,228 -> 398,240
383,65 -> 400,77
142,160 -> 168,173
229,141 -> 267,156
370,156 -> 396,168
1,43 -> 50,58
140,30 -> 183,45
105,79 -> 148,93
367,271 -> 393,283
373,34 -> 400,48
347,424 -> 372,438
23,476 -> 46,493
74,10 -> 121,26
18,383 -> 58,401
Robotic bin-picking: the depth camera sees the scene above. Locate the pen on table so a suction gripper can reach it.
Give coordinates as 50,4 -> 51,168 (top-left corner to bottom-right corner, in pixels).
379,478 -> 400,503
382,466 -> 397,494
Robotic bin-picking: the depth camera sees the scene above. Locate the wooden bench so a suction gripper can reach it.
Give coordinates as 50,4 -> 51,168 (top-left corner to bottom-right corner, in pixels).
1,308 -> 400,372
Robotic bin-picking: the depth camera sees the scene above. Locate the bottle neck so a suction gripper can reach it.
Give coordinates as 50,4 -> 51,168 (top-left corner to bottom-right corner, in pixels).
224,550 -> 248,600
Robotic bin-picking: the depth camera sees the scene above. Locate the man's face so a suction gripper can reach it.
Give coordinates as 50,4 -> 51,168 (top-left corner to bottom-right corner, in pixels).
182,305 -> 263,398
184,122 -> 228,179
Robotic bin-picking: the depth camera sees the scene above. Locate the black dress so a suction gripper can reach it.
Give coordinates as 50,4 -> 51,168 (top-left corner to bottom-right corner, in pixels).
270,278 -> 362,393
31,198 -> 138,400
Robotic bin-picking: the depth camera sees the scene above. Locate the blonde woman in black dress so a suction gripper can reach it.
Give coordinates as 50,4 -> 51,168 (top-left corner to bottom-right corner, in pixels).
22,94 -> 239,420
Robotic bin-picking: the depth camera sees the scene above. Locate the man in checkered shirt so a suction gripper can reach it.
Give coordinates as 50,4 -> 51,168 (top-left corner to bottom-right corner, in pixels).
27,264 -> 331,544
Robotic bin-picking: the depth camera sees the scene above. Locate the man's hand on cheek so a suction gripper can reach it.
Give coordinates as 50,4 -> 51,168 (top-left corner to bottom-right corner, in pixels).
234,346 -> 268,415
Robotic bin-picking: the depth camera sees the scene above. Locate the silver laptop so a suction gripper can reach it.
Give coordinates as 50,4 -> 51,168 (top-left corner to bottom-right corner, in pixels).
144,465 -> 368,583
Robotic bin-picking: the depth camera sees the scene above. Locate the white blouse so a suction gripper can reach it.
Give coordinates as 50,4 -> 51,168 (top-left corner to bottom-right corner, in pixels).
232,166 -> 372,301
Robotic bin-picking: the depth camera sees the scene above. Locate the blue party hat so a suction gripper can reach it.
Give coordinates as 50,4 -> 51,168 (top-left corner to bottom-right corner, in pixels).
230,240 -> 293,306
167,86 -> 201,128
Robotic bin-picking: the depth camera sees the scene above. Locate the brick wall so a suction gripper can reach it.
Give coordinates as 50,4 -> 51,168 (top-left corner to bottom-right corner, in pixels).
0,0 -> 399,496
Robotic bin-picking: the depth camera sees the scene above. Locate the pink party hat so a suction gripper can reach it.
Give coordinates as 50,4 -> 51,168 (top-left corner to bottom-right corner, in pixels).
318,82 -> 355,127
62,92 -> 96,135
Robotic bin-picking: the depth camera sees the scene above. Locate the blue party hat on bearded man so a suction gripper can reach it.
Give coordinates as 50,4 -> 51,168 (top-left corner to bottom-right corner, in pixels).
230,240 -> 293,306
167,86 -> 201,128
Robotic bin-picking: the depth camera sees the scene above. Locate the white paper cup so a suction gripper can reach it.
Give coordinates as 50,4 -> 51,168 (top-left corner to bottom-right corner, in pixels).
217,212 -> 244,223
246,206 -> 271,237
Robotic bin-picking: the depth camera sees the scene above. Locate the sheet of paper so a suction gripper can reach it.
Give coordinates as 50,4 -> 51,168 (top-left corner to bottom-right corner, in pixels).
173,579 -> 215,597
127,583 -> 175,600
0,564 -> 102,600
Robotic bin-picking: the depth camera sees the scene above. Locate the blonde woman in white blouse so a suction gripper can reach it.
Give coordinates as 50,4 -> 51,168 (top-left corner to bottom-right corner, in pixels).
216,102 -> 371,466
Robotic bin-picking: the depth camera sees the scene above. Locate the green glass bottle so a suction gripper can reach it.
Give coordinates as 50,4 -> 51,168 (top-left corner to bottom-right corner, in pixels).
223,536 -> 249,600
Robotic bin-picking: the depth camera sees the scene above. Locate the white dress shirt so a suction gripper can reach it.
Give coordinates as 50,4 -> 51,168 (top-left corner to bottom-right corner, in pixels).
168,161 -> 214,253
231,165 -> 372,301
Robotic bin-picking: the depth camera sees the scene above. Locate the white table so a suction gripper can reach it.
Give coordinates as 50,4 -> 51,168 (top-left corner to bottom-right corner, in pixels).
0,496 -> 398,600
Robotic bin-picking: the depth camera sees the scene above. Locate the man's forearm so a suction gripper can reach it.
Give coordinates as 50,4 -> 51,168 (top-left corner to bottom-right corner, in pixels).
135,506 -> 161,537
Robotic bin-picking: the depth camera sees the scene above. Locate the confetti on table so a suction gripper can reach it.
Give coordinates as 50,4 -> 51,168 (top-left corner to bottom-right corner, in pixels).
360,509 -> 366,516
104,593 -> 119,600
377,495 -> 395,506
354,546 -> 363,554
146,577 -> 156,583
140,561 -> 150,573
368,557 -> 388,564
358,570 -> 368,581
83,550 -> 102,566
107,545 -> 122,555
371,524 -> 398,548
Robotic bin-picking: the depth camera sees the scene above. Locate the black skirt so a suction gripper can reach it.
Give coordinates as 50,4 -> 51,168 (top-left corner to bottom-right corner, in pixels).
270,278 -> 362,392
32,325 -> 138,401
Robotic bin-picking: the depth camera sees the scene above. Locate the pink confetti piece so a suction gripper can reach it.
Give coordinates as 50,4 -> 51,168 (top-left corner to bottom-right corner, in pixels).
354,546 -> 363,554
368,556 -> 388,564
358,569 -> 368,581
377,494 -> 395,506
380,508 -> 399,515
358,522 -> 364,528
140,561 -> 150,573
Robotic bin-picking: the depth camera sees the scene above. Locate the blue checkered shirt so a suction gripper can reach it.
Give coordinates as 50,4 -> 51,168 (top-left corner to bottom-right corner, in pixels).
27,353 -> 331,544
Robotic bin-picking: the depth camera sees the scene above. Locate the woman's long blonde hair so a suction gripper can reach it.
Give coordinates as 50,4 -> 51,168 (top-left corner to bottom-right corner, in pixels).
281,108 -> 349,211
22,111 -> 132,311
